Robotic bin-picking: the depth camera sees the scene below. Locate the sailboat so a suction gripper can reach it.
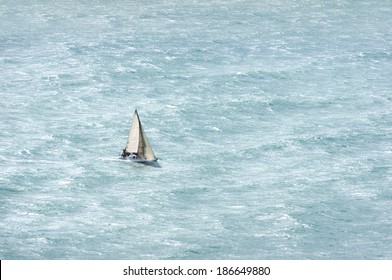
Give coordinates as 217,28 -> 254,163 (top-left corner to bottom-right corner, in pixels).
120,110 -> 158,162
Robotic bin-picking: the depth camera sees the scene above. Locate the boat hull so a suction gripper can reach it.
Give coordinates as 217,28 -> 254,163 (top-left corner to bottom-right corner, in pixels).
120,156 -> 158,163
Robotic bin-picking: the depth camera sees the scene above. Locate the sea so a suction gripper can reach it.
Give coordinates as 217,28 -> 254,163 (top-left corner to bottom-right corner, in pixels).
0,0 -> 391,260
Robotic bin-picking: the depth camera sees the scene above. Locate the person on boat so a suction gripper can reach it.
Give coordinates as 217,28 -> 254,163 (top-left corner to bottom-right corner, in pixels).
121,149 -> 130,158
130,153 -> 138,159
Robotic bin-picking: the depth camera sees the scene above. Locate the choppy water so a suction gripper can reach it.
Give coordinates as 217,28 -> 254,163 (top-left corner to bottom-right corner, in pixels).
1,0 -> 391,259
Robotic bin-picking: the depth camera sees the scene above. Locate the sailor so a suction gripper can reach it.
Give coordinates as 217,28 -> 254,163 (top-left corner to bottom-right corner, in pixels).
121,149 -> 128,158
130,153 -> 138,159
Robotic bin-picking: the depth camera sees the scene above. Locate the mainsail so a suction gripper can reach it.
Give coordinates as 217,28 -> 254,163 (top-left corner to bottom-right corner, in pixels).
125,110 -> 156,160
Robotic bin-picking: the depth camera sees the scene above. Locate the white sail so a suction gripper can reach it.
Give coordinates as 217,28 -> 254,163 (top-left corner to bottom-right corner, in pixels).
125,110 -> 140,154
140,124 -> 156,160
124,110 -> 157,161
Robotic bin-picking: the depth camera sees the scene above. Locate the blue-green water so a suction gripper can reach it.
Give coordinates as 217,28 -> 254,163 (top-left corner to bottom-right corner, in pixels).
1,0 -> 391,259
